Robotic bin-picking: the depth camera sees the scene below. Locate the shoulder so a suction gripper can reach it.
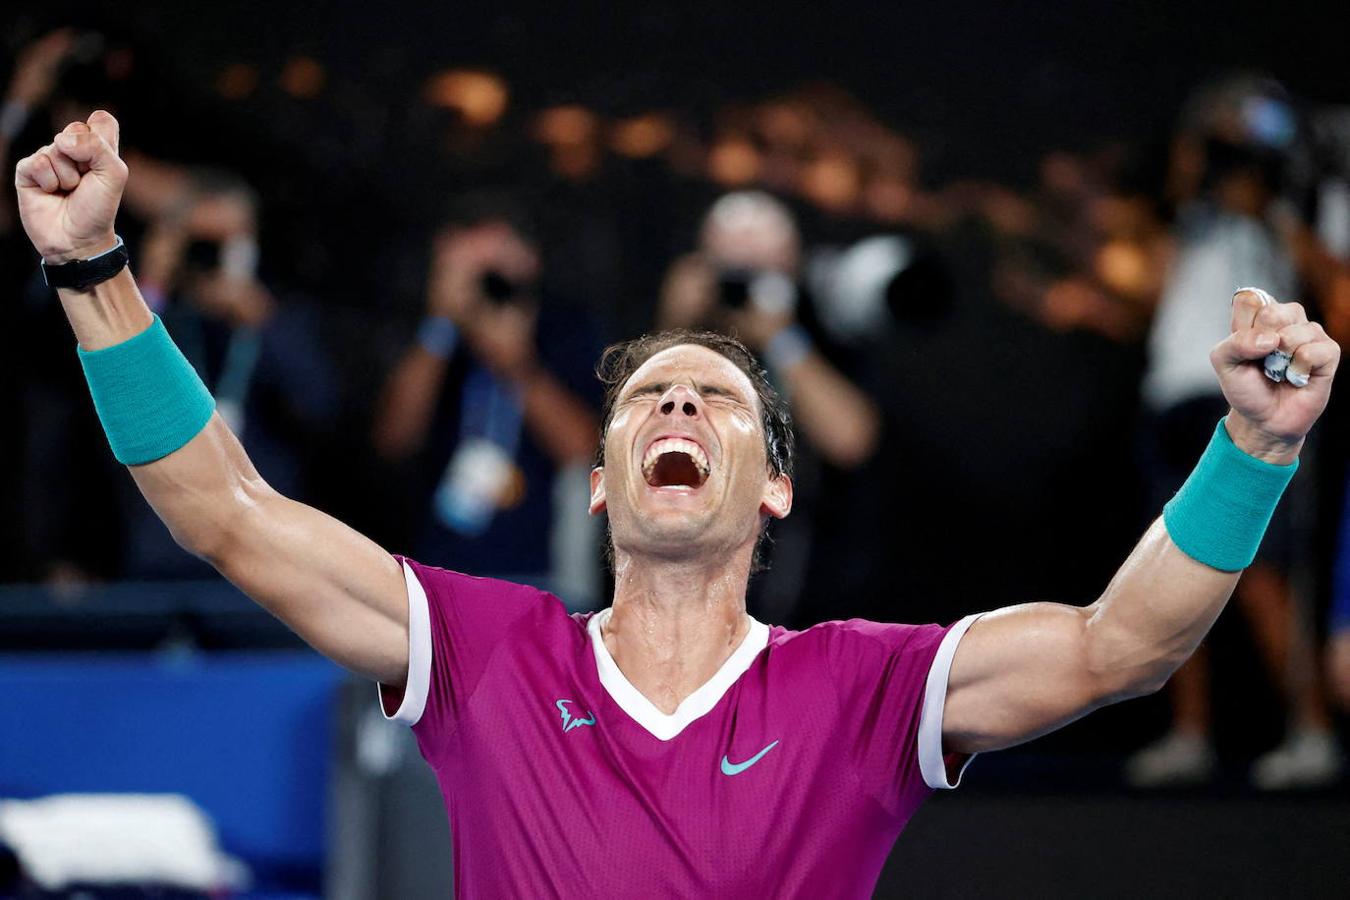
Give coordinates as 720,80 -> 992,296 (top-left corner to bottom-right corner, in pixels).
777,618 -> 948,652
397,555 -> 576,632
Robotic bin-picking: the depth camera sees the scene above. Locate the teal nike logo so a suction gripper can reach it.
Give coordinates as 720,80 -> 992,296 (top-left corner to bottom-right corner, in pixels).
720,740 -> 779,776
556,699 -> 596,733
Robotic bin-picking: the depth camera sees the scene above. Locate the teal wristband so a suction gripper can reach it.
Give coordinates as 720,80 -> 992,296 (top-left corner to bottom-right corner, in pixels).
1162,417 -> 1298,572
77,315 -> 216,465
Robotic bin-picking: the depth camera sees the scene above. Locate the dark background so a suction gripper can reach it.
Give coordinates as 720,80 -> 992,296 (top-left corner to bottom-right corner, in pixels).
2,2 -> 1348,896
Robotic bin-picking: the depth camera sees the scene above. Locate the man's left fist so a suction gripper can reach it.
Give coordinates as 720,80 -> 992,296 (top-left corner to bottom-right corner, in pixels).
1212,288 -> 1340,464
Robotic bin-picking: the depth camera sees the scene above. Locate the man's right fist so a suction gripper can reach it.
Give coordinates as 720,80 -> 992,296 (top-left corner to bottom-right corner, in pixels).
14,110 -> 128,264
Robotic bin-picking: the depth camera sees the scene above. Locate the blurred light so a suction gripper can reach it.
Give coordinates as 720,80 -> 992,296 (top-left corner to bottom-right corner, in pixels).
1095,239 -> 1153,298
863,176 -> 914,223
425,70 -> 510,127
279,56 -> 326,99
707,136 -> 761,186
756,102 -> 811,149
611,113 -> 674,158
216,63 -> 259,101
801,152 -> 860,211
534,105 -> 599,146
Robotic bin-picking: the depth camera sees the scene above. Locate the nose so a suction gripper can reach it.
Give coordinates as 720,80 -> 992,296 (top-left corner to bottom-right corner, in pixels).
658,384 -> 701,419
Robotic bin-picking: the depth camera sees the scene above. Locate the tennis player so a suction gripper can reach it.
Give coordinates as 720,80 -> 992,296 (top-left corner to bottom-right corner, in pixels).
17,113 -> 1340,897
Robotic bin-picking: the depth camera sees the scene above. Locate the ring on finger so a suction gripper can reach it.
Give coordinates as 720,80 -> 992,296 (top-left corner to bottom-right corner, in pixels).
1235,286 -> 1276,306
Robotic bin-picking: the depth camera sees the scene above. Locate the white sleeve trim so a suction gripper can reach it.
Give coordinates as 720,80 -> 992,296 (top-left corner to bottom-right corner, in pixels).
918,613 -> 983,790
379,560 -> 432,726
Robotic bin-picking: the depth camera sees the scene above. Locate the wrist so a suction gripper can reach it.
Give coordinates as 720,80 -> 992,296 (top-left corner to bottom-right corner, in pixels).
1223,411 -> 1303,466
1163,417 -> 1299,572
0,99 -> 29,141
416,315 -> 460,360
56,268 -> 155,351
43,232 -> 121,266
497,356 -> 545,386
762,324 -> 813,373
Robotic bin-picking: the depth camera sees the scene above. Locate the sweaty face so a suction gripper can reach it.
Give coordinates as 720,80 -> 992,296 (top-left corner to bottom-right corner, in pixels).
591,345 -> 791,563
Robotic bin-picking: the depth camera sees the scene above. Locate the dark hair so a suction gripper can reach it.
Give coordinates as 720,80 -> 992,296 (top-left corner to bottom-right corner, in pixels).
593,329 -> 795,571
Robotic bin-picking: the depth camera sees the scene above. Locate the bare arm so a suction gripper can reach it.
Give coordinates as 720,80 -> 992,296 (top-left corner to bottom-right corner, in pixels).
372,323 -> 598,465
513,362 -> 600,464
942,519 -> 1236,753
941,290 -> 1340,754
776,349 -> 880,469
371,341 -> 451,460
17,113 -> 409,685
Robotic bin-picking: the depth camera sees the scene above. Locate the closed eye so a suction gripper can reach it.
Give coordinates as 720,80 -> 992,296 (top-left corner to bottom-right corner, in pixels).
620,381 -> 749,406
623,382 -> 668,403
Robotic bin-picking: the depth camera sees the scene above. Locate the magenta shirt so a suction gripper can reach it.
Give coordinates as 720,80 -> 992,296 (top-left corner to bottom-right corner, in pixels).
381,556 -> 979,898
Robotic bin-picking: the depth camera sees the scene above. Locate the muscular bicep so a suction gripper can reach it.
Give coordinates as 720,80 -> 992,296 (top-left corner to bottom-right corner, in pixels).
940,602 -> 1128,754
216,490 -> 409,685
130,415 -> 409,685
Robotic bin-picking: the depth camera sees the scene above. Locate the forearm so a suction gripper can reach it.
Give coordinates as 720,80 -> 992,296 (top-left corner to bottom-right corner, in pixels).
372,346 -> 450,460
514,365 -> 599,464
1083,518 -> 1240,696
1086,415 -> 1296,693
55,264 -> 155,349
779,351 -> 879,468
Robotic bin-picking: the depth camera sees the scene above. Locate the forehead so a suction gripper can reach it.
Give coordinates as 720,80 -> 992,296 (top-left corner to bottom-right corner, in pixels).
620,344 -> 758,404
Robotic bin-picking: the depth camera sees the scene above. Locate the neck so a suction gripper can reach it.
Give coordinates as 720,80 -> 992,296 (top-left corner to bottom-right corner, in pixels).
604,546 -> 754,715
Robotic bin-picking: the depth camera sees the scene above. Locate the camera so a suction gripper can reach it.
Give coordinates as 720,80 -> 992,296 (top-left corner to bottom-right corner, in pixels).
480,270 -> 530,306
716,268 -> 797,315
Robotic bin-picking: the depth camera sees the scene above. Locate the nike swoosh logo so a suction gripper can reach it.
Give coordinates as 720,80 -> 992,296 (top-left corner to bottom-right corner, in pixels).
720,740 -> 779,776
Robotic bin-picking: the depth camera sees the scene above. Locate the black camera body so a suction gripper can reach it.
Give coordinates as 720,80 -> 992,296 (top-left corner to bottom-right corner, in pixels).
716,268 -> 797,315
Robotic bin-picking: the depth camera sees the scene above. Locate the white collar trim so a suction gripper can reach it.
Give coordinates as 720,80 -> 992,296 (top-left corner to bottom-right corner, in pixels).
587,607 -> 769,741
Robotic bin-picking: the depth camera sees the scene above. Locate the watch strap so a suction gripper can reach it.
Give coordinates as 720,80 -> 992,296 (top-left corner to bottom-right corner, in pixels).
41,236 -> 129,291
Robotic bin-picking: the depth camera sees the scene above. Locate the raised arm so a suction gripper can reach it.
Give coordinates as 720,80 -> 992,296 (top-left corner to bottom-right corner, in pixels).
941,289 -> 1339,754
15,112 -> 409,685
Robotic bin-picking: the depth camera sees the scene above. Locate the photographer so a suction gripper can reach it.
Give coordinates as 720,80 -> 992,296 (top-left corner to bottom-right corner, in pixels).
372,207 -> 601,595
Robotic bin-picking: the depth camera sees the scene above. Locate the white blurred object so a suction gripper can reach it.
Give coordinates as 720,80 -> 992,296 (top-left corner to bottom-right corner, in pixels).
1250,727 -> 1345,790
0,794 -> 249,891
1124,731 -> 1217,788
808,235 -> 913,341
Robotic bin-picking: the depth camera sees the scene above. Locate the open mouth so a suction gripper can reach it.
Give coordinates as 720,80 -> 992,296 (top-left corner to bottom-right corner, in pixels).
641,438 -> 711,489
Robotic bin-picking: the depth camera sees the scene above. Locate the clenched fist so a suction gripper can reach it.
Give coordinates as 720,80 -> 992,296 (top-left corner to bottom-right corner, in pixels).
1214,288 -> 1340,464
14,110 -> 128,264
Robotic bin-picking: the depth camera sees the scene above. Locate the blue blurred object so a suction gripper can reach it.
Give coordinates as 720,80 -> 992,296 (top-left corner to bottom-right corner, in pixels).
0,651 -> 343,892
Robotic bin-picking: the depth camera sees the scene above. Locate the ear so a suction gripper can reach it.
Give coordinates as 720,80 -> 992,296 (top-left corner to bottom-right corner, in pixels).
760,473 -> 792,520
589,467 -> 607,515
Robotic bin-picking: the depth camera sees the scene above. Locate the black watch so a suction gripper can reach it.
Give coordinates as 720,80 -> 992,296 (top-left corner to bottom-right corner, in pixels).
41,236 -> 129,291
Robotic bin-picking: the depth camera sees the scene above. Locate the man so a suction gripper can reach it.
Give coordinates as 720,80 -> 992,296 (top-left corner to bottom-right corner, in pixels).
16,113 -> 1341,897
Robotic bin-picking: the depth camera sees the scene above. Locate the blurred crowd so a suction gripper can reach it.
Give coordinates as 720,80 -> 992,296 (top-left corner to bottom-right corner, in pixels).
4,25 -> 1350,790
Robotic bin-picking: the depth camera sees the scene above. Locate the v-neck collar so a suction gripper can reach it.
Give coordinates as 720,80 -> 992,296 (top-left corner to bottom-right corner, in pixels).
587,607 -> 770,741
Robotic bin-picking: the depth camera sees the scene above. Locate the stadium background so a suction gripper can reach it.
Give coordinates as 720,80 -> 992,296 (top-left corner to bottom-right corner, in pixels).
2,1 -> 1348,896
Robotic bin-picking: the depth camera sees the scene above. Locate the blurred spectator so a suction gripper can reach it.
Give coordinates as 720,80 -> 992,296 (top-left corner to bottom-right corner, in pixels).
371,202 -> 602,603
1126,78 -> 1343,789
1331,481 -> 1350,710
